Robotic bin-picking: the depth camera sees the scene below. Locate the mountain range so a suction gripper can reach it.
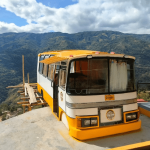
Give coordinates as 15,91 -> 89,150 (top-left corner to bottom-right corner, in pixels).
0,30 -> 150,105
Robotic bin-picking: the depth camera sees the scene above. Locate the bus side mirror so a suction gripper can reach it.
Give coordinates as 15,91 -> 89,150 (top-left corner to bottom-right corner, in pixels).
51,81 -> 53,87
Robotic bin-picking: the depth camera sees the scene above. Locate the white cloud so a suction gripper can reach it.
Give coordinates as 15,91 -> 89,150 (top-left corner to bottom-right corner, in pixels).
0,21 -> 20,33
0,0 -> 150,34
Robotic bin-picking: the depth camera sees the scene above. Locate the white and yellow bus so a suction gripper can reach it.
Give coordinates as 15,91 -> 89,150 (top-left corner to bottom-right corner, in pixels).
37,50 -> 141,140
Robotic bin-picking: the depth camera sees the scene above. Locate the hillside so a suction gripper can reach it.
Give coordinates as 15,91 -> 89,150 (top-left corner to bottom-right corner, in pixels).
0,31 -> 150,106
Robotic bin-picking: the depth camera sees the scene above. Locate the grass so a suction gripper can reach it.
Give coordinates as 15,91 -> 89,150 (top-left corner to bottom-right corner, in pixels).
137,91 -> 150,101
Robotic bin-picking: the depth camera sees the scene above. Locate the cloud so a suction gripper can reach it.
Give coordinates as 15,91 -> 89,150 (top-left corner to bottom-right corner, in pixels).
0,21 -> 20,33
0,0 -> 150,34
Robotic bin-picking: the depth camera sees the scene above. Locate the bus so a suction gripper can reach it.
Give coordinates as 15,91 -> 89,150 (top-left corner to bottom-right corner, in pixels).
37,50 -> 141,140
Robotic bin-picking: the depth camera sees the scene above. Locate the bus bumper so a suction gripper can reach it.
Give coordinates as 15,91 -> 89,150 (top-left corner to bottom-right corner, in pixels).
69,120 -> 141,140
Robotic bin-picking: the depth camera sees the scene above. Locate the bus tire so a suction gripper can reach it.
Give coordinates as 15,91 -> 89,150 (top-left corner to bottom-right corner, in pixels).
61,113 -> 69,130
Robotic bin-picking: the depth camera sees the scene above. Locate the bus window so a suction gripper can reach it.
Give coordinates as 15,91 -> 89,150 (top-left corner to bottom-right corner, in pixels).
67,58 -> 108,94
70,61 -> 75,73
43,64 -> 48,77
50,55 -> 55,58
45,55 -> 50,59
67,58 -> 135,95
127,61 -> 135,90
109,59 -> 135,92
61,61 -> 67,66
56,65 -> 60,70
89,59 -> 108,93
39,63 -> 44,74
48,64 -> 54,80
39,55 -> 45,73
60,69 -> 66,90
39,55 -> 45,61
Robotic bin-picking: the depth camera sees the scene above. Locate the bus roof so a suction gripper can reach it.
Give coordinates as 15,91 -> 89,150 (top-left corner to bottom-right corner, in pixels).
39,50 -> 98,57
39,50 -> 135,64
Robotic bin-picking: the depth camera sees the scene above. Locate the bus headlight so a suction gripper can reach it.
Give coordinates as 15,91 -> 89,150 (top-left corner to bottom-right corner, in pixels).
91,118 -> 98,126
84,119 -> 90,126
126,112 -> 137,122
81,117 -> 98,127
126,115 -> 132,120
132,114 -> 136,118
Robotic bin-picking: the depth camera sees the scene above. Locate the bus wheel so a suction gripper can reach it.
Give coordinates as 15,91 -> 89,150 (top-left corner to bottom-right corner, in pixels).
61,113 -> 69,130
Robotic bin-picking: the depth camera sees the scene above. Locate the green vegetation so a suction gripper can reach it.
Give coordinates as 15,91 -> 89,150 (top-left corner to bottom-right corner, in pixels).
2,113 -> 6,121
137,91 -> 150,101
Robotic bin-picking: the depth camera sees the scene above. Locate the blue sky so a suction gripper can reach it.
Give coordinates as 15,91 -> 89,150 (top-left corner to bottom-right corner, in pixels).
0,0 -> 77,27
36,0 -> 77,8
0,0 -> 150,34
0,7 -> 27,26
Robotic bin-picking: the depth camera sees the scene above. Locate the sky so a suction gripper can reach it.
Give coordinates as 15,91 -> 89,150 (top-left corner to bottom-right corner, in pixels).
0,0 -> 150,34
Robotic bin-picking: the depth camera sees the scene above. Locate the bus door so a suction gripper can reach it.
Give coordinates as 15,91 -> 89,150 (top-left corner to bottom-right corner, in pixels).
53,64 -> 60,117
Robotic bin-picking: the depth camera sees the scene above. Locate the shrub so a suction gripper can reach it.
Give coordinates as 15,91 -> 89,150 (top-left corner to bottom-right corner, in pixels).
2,113 -> 6,121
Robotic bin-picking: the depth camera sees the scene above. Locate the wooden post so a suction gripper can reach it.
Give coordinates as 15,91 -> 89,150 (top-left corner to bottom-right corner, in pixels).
22,55 -> 25,93
27,73 -> 29,84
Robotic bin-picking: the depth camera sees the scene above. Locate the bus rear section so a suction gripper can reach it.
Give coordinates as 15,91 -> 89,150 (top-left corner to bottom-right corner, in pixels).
37,51 -> 141,140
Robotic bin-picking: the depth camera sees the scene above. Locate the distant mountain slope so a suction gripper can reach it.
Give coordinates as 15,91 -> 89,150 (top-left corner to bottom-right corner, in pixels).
0,31 -> 150,103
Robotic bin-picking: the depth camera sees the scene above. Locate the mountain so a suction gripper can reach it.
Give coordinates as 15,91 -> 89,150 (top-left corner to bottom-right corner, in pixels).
0,31 -> 150,105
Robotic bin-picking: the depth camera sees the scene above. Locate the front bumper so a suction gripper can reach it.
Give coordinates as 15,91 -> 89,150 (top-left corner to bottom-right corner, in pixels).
69,120 -> 141,140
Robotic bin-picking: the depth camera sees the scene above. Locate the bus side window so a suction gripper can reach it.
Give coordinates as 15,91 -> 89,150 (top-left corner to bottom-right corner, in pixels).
43,64 -> 48,77
50,55 -> 55,58
39,55 -> 45,73
60,69 -> 66,90
48,64 -> 54,80
39,55 -> 45,61
70,61 -> 75,73
39,63 -> 44,74
45,55 -> 49,59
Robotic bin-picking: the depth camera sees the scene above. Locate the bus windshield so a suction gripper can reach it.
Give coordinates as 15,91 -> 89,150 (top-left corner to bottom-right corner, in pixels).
67,58 -> 135,95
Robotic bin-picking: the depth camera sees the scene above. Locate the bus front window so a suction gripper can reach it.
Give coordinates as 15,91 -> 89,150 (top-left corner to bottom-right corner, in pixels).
109,59 -> 135,92
67,58 -> 135,95
67,58 -> 108,94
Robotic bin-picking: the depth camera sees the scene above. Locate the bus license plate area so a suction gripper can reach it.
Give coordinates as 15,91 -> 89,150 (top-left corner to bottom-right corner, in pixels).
100,108 -> 122,124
